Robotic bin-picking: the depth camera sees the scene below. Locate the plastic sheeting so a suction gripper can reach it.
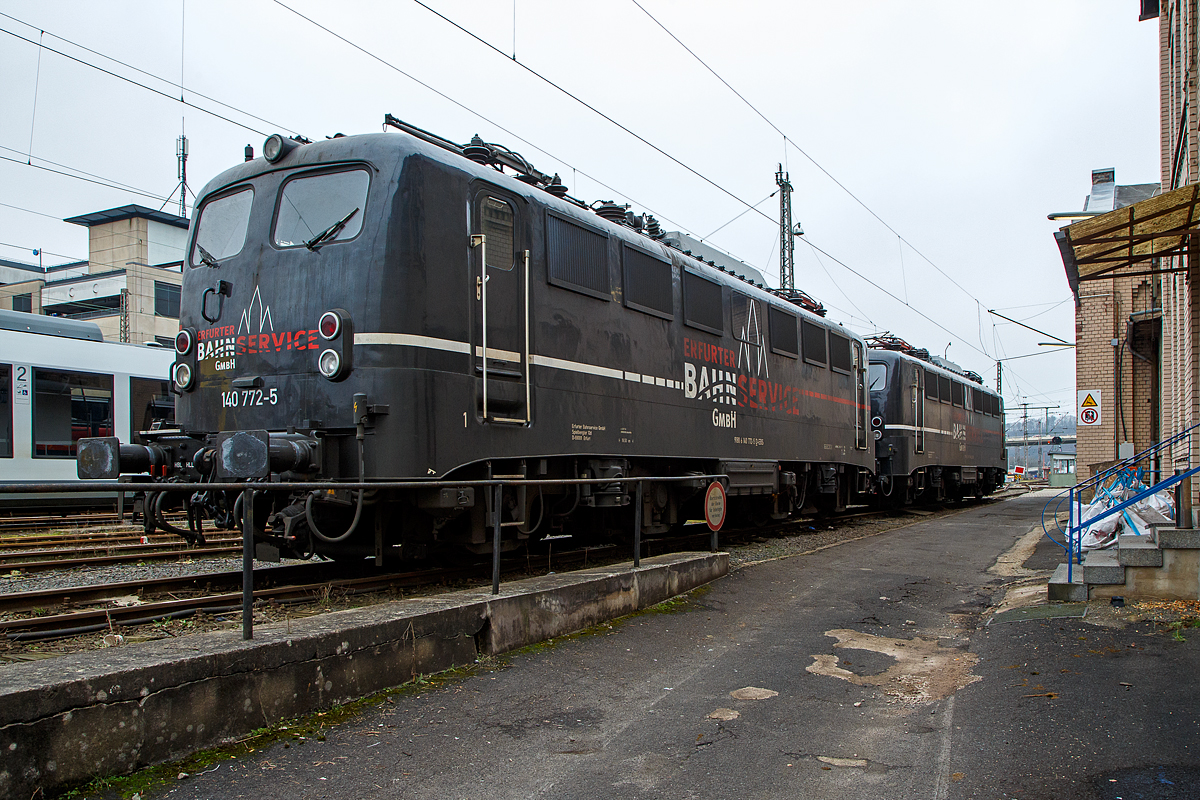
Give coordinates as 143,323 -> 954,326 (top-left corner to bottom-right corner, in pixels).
1076,482 -> 1175,551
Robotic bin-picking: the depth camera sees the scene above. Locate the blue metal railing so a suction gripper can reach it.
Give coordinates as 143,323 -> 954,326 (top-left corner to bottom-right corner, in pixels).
1040,423 -> 1200,583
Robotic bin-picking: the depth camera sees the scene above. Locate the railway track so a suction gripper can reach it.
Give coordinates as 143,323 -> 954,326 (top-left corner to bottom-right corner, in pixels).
0,533 -> 242,570
0,511 -> 150,534
0,529 -> 183,549
0,497 -> 1005,642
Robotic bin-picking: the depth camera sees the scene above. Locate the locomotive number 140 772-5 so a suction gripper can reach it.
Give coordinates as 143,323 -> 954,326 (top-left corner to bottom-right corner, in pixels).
221,388 -> 278,408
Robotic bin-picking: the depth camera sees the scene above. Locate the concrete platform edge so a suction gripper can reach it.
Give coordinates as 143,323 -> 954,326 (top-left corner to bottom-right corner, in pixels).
0,551 -> 727,799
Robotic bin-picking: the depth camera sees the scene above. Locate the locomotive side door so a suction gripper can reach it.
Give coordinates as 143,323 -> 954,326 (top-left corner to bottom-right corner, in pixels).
853,341 -> 867,449
913,365 -> 924,453
471,190 -> 530,424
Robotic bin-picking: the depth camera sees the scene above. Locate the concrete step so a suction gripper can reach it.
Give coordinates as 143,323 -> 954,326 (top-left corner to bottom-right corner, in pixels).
1082,549 -> 1125,584
1137,508 -> 1174,531
1048,562 -> 1087,602
1157,528 -> 1200,549
1118,534 -> 1164,567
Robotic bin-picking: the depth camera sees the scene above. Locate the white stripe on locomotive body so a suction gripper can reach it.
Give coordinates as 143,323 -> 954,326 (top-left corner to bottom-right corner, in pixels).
353,332 -> 686,391
0,328 -> 175,484
353,331 -> 471,355
883,424 -> 957,436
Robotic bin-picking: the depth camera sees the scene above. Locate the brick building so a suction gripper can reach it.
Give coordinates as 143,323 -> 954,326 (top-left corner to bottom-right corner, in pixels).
1055,0 -> 1200,502
0,205 -> 186,345
1056,170 -> 1160,482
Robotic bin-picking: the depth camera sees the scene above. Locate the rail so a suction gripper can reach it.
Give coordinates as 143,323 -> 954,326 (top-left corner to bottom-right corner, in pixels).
1040,423 -> 1200,583
0,473 -> 728,640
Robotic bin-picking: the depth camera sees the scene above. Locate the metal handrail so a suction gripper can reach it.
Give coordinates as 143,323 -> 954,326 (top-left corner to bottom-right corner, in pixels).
1039,422 -> 1199,583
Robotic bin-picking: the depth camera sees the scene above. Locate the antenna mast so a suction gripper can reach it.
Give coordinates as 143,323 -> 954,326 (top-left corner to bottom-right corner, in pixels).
777,164 -> 794,292
176,134 -> 189,218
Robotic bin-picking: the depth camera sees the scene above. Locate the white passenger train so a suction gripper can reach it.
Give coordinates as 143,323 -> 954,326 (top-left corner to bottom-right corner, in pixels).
0,309 -> 176,509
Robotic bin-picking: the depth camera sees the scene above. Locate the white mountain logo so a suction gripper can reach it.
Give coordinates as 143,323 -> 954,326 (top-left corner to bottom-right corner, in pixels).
736,300 -> 769,379
237,285 -> 274,335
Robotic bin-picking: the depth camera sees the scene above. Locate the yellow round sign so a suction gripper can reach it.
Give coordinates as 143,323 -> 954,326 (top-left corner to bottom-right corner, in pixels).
705,481 -> 727,531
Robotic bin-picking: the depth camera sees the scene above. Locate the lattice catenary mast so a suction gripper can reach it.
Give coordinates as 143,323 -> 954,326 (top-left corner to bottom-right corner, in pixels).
777,164 -> 794,292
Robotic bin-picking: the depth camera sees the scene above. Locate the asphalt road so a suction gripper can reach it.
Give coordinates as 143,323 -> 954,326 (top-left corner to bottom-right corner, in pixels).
142,495 -> 1200,800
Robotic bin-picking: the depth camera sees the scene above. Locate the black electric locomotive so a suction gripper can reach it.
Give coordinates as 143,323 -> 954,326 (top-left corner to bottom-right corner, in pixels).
867,340 -> 1006,504
78,116 -> 875,560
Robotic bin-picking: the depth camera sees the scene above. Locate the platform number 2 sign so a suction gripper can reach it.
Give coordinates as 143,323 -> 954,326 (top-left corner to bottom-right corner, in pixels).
1078,390 -> 1101,426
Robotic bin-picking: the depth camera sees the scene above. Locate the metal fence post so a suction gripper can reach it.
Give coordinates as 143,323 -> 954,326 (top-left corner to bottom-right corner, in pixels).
633,480 -> 643,568
492,483 -> 502,595
1067,486 -> 1074,582
241,488 -> 254,640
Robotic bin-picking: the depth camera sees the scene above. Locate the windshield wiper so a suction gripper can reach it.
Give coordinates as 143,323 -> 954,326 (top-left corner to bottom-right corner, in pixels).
305,207 -> 360,251
195,242 -> 220,269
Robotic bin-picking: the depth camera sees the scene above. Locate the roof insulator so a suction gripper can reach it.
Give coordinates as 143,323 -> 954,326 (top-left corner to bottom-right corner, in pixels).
463,135 -> 492,165
544,174 -> 569,197
644,215 -> 665,239
594,201 -> 629,223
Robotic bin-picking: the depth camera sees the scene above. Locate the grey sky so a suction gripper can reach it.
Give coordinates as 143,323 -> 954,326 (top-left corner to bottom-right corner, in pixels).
0,1 -> 1161,415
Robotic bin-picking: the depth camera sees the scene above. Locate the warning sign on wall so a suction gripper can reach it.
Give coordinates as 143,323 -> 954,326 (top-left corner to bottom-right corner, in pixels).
1078,390 -> 1101,426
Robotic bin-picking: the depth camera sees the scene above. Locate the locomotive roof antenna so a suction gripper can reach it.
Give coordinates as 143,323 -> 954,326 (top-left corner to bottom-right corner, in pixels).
776,164 -> 795,292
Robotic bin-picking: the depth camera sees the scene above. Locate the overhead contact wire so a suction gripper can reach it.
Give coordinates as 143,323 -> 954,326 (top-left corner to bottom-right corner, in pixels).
268,0 -> 708,245
0,26 -> 269,136
406,0 -> 778,225
628,1 -> 991,311
0,11 -> 288,133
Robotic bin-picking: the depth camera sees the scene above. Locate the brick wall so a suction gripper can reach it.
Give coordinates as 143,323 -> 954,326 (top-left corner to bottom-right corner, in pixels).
1158,1 -> 1200,510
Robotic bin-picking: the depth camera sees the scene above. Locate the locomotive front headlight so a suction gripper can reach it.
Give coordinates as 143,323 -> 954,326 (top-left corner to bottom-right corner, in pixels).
175,328 -> 194,356
263,134 -> 300,163
319,310 -> 341,340
173,361 -> 194,391
318,348 -> 342,379
871,416 -> 883,428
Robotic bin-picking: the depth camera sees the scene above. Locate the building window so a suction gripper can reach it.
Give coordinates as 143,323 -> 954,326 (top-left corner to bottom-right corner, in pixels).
12,294 -> 31,313
155,281 -> 181,318
0,365 -> 11,458
33,369 -> 113,458
42,295 -> 122,318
